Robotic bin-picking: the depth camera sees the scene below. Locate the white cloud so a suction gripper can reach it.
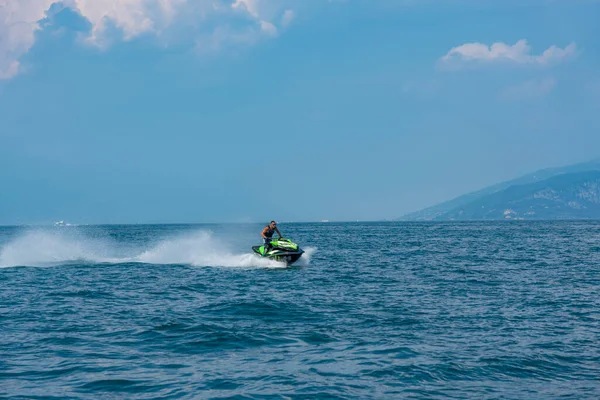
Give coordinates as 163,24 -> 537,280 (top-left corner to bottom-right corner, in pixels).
231,0 -> 285,36
259,20 -> 277,36
0,0 -> 56,79
232,0 -> 259,18
0,0 -> 190,77
440,40 -> 577,67
0,60 -> 20,80
281,9 -> 295,27
498,77 -> 557,101
195,25 -> 260,56
72,0 -> 185,45
0,0 -> 296,80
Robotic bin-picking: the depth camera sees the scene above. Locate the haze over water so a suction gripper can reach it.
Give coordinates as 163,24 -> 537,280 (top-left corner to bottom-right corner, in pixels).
1,221 -> 599,398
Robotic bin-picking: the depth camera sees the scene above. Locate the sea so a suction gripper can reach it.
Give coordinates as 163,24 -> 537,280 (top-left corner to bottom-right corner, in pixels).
1,221 -> 599,399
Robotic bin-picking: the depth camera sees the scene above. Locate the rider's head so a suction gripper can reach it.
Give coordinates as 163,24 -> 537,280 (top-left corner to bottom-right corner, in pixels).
270,221 -> 277,228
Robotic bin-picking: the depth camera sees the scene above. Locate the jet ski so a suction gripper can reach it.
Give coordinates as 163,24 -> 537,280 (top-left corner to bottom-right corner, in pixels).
252,237 -> 305,265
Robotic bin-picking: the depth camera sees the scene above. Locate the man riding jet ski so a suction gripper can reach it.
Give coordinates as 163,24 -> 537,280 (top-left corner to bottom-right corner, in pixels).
261,221 -> 282,250
252,221 -> 304,265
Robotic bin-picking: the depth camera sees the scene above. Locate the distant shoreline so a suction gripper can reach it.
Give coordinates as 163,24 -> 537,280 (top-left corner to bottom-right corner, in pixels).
2,219 -> 600,228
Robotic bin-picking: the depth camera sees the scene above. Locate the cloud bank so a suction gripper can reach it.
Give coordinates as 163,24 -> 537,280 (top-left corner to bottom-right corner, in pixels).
0,0 -> 295,79
440,40 -> 577,68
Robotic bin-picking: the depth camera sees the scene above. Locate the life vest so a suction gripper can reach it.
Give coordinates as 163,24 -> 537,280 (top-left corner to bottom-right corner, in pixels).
264,226 -> 275,238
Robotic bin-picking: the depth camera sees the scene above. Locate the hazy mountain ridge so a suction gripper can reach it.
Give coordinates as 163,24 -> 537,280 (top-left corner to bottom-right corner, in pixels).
400,159 -> 600,221
438,171 -> 600,220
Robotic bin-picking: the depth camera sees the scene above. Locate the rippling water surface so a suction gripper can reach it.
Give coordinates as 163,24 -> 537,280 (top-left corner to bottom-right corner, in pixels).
1,222 -> 599,399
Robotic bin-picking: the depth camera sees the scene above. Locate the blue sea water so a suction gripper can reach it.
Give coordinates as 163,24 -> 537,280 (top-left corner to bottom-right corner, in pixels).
1,221 -> 599,399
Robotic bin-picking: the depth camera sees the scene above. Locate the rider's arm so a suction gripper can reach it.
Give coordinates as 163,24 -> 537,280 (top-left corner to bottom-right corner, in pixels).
261,227 -> 269,239
276,227 -> 282,237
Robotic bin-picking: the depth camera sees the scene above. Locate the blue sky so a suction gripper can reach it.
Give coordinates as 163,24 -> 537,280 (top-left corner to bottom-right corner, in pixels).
1,0 -> 599,224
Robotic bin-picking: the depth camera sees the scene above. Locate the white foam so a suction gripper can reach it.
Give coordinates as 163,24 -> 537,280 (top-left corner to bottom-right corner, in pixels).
0,228 -> 299,269
0,230 -> 121,267
135,231 -> 285,269
297,246 -> 317,267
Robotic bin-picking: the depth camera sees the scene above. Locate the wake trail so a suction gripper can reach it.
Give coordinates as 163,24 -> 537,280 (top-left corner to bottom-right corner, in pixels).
0,229 -> 305,269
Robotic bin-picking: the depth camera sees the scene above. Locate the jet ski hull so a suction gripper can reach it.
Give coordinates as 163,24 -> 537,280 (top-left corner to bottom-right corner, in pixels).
252,245 -> 304,265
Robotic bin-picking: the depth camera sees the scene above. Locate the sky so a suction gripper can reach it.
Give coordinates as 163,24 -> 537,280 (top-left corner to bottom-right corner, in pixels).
1,0 -> 599,225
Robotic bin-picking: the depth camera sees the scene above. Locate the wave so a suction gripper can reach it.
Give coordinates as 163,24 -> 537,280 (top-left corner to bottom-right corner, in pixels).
0,229 -> 313,269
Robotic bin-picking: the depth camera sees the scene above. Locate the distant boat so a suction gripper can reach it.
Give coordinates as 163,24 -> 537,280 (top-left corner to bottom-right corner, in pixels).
321,220 -> 329,222
54,221 -> 73,227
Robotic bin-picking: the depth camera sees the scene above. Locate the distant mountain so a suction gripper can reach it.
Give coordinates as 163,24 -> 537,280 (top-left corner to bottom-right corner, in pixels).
400,159 -> 600,221
439,171 -> 600,220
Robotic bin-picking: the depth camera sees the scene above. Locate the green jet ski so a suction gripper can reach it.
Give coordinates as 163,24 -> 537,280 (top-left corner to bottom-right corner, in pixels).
252,238 -> 305,265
